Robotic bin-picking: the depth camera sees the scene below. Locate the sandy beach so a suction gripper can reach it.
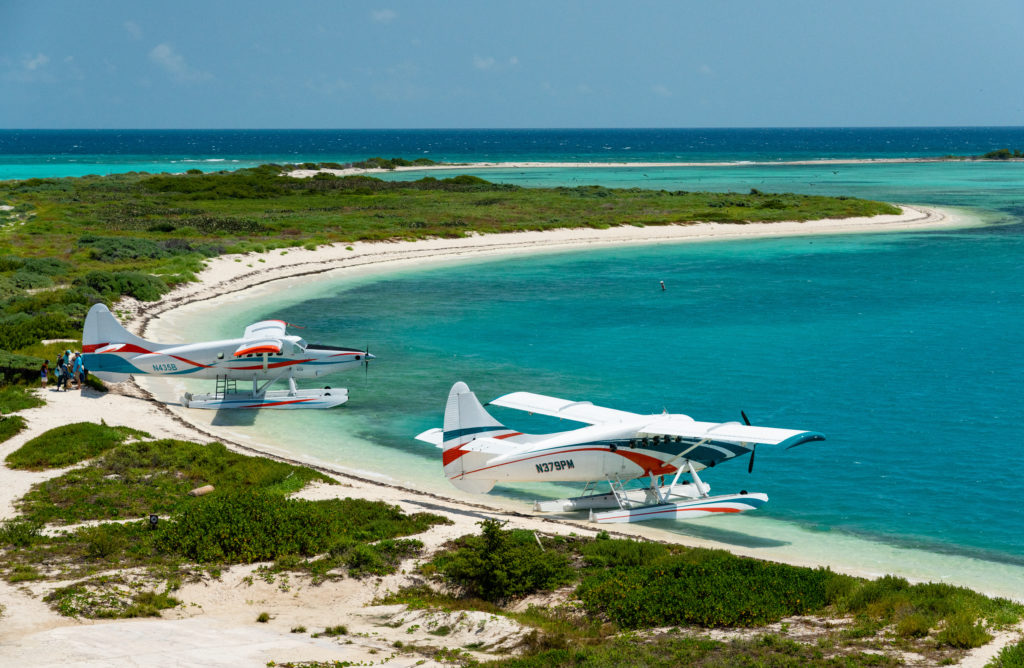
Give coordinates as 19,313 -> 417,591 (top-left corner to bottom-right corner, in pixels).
285,156 -> 1023,180
2,204 -> 1018,667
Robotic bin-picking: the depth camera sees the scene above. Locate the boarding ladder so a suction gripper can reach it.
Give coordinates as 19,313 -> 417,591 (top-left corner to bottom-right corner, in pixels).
607,475 -> 634,510
214,375 -> 237,398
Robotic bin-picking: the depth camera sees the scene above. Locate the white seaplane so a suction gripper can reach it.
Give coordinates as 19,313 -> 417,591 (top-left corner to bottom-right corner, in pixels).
82,303 -> 372,409
416,382 -> 824,524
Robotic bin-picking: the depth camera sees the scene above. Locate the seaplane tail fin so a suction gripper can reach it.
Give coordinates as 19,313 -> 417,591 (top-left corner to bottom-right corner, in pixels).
82,303 -> 166,381
83,304 -> 159,351
440,382 -> 520,495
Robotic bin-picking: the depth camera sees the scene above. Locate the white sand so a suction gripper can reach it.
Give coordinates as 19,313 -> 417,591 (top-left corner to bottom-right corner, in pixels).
285,156 -> 1023,179
2,205 -> 1011,667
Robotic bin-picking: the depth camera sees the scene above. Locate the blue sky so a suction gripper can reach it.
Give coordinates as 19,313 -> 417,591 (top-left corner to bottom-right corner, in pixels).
2,0 -> 1022,128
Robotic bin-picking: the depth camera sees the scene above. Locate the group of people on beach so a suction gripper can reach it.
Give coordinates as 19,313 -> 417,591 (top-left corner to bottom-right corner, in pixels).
39,350 -> 86,391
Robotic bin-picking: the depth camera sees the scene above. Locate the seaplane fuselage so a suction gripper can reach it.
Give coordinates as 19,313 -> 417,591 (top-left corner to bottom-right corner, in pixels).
86,336 -> 367,381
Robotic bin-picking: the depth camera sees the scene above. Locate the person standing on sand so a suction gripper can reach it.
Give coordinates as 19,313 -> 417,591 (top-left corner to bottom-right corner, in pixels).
72,353 -> 84,390
40,360 -> 48,388
56,356 -> 68,391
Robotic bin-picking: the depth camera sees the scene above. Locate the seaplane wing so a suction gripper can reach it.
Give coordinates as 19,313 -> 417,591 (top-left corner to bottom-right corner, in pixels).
488,391 -> 637,424
638,416 -> 824,450
243,320 -> 288,340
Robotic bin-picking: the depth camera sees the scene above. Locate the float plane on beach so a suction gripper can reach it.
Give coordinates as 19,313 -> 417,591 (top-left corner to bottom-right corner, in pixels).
82,303 -> 372,409
416,382 -> 824,524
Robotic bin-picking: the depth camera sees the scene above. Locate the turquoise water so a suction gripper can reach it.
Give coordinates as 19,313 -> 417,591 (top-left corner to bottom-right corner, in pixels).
4,127 -> 1024,180
8,128 -> 1024,590
142,158 -> 1024,580
185,222 -> 1024,564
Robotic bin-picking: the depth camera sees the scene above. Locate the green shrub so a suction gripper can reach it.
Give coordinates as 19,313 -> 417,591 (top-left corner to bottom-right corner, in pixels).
0,518 -> 43,547
76,270 -> 168,302
937,612 -> 992,649
344,538 -> 423,578
579,535 -> 670,568
429,519 -> 575,603
157,491 -> 444,564
0,313 -> 76,352
5,421 -> 147,470
577,549 -> 834,628
77,235 -> 168,262
895,611 -> 935,638
17,438 -> 334,524
987,638 -> 1024,667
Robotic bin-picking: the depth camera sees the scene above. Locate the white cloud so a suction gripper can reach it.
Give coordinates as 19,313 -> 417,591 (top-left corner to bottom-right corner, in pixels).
652,84 -> 672,97
509,56 -> 519,66
371,9 -> 397,23
124,20 -> 142,40
23,53 -> 49,71
148,43 -> 211,82
473,55 -> 496,70
699,63 -> 714,76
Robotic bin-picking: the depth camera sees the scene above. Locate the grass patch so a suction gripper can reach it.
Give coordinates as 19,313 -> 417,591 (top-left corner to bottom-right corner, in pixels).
157,491 -> 441,565
0,414 -> 26,444
0,384 -> 44,413
44,577 -> 180,618
482,632 -> 902,667
5,421 -> 149,470
987,638 -> 1024,667
15,438 -> 333,523
577,547 -> 832,628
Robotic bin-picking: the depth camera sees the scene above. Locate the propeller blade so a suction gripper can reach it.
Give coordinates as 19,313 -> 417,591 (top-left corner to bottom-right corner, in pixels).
742,412 -> 754,473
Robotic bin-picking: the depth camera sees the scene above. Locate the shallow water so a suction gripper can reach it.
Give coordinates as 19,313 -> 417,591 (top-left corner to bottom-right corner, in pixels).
145,213 -> 1024,599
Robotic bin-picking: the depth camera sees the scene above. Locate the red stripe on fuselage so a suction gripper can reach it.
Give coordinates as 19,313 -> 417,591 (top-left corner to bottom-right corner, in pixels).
442,432 -> 523,467
455,446 -> 678,479
83,342 -> 153,354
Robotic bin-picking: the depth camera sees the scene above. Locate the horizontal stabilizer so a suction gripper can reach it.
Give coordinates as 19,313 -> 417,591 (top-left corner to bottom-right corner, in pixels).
489,391 -> 637,425
416,428 -> 444,446
461,437 -> 518,456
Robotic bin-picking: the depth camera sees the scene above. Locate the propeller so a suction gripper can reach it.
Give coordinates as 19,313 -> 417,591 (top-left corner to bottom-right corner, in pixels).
363,344 -> 371,380
742,410 -> 757,474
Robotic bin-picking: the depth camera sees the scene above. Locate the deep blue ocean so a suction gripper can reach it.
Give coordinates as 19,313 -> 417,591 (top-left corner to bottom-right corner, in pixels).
2,127 -> 1024,179
6,128 -> 1024,593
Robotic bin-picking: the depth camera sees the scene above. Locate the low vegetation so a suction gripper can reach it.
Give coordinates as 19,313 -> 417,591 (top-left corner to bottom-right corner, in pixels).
0,425 -> 449,620
13,437 -> 333,523
981,148 -> 1023,160
987,637 -> 1024,667
380,522 -> 1024,666
426,519 -> 575,603
5,420 -> 148,470
0,414 -> 26,444
0,163 -> 898,369
0,382 -> 45,413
